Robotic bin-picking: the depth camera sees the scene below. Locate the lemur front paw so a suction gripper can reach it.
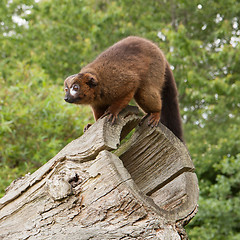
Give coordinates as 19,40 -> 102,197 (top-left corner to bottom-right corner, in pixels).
83,123 -> 92,132
100,110 -> 119,124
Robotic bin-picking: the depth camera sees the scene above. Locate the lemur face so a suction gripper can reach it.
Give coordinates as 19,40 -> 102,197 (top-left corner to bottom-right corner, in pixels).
64,72 -> 98,105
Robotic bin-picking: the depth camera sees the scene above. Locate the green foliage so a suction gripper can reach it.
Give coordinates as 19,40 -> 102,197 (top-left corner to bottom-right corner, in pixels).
0,0 -> 240,239
0,62 -> 92,195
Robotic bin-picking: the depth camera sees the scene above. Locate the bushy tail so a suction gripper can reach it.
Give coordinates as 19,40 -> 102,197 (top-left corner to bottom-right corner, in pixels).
160,64 -> 184,142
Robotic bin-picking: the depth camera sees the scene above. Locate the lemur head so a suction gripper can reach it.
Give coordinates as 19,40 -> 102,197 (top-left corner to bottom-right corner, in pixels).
64,72 -> 98,104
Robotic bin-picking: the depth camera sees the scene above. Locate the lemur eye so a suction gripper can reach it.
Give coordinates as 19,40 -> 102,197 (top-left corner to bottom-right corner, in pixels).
72,84 -> 79,91
64,87 -> 68,92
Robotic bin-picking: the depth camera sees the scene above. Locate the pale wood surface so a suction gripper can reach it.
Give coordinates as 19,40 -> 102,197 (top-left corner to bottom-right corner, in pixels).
116,121 -> 198,221
0,106 -> 198,239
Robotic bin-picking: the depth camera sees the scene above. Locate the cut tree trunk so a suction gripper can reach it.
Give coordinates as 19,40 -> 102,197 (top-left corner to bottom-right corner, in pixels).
0,106 -> 198,240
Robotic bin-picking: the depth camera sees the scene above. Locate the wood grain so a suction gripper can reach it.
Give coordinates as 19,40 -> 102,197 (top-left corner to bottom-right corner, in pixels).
0,106 -> 198,239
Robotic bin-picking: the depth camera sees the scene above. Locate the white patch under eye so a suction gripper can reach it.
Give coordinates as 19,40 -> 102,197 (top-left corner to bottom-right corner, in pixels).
70,87 -> 78,97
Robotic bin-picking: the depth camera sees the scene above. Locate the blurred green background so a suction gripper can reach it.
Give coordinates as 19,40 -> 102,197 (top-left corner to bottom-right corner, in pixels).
0,0 -> 240,239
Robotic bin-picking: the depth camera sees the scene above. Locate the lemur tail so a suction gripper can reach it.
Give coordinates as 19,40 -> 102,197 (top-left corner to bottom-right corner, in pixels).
160,64 -> 184,142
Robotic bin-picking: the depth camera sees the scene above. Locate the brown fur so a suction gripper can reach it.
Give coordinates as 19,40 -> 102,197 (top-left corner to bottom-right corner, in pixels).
64,36 -> 184,141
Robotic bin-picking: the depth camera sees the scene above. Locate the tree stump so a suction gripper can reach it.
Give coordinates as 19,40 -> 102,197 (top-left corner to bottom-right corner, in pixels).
0,106 -> 198,240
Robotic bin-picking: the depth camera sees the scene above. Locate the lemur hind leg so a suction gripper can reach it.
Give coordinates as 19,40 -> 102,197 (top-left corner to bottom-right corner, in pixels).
135,87 -> 162,127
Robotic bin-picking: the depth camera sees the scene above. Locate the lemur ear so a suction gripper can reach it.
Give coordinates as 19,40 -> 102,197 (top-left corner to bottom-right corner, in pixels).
86,75 -> 98,87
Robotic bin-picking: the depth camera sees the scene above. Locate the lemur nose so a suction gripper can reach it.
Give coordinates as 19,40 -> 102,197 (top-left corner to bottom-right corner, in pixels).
64,96 -> 75,103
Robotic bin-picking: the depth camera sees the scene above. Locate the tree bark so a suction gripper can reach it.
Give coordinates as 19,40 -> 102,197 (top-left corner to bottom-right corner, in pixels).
0,106 -> 198,240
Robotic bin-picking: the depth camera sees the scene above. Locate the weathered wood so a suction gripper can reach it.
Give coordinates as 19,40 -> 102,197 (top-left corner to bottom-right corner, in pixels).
115,121 -> 198,221
0,106 -> 198,239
